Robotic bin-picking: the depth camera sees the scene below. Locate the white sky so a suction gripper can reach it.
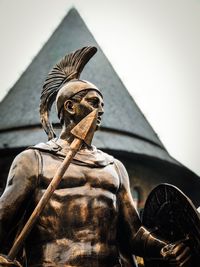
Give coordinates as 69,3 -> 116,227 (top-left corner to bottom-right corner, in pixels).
0,0 -> 200,175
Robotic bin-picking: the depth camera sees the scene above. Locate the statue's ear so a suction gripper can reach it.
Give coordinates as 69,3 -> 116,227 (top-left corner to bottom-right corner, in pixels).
64,100 -> 76,115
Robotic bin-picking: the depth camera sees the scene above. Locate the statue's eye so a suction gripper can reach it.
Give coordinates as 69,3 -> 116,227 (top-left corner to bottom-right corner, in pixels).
88,98 -> 99,107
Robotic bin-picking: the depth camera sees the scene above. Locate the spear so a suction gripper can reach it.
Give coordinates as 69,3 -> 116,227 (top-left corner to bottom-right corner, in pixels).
7,109 -> 98,261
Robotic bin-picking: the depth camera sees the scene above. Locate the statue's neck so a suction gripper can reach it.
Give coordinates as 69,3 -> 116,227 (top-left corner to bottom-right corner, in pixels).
59,124 -> 74,144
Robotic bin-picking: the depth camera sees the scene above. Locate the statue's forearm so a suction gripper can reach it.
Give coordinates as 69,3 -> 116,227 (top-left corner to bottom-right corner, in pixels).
132,226 -> 166,258
115,160 -> 166,258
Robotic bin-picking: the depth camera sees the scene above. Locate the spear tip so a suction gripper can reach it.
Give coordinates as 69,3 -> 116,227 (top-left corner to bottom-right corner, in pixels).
71,109 -> 98,145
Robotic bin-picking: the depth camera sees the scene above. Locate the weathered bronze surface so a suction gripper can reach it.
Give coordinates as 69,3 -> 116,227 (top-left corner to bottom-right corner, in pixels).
0,47 -> 191,267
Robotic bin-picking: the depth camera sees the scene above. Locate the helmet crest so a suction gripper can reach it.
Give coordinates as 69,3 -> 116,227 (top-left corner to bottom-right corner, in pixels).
40,46 -> 98,140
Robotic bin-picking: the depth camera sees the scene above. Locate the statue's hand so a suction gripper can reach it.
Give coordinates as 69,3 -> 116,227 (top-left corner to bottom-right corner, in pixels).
0,255 -> 22,267
160,240 -> 191,267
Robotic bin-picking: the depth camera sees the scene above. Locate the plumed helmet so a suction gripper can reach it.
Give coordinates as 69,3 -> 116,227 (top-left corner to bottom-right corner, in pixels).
40,46 -> 101,140
56,79 -> 101,118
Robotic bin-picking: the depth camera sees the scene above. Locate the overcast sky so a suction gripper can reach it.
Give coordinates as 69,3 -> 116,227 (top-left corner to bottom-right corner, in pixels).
0,0 -> 200,175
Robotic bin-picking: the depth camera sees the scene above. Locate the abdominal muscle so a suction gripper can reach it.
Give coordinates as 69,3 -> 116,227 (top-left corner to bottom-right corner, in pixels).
28,239 -> 120,267
26,186 -> 120,267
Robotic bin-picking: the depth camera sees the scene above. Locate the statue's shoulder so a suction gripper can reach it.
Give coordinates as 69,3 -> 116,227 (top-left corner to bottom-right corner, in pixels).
95,147 -> 114,161
14,148 -> 38,161
113,158 -> 126,169
96,148 -> 116,164
28,139 -> 60,154
9,149 -> 39,175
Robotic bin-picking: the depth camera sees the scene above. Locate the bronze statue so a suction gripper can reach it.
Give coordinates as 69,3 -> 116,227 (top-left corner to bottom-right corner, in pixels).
0,47 -> 191,267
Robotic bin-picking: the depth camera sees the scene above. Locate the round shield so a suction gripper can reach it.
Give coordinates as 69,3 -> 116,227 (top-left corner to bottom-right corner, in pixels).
142,183 -> 200,267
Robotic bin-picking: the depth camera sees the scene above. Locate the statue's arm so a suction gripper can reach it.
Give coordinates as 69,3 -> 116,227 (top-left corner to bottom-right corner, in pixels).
116,159 -> 166,258
0,149 -> 38,246
116,160 -> 191,266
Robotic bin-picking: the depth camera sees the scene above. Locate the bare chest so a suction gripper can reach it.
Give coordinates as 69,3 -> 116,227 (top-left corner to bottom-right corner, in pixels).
38,153 -> 120,194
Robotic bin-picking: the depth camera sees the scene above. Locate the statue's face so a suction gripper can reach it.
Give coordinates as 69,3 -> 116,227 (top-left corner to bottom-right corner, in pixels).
64,90 -> 104,129
77,90 -> 104,129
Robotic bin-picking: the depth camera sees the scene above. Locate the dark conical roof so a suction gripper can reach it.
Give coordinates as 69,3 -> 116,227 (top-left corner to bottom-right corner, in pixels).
0,8 -> 178,164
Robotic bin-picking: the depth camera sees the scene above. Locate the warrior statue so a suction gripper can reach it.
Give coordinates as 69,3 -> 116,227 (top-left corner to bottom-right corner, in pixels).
0,46 -> 191,267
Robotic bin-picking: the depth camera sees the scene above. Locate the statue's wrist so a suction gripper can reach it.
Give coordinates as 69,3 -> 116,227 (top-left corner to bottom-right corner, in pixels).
132,226 -> 166,258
